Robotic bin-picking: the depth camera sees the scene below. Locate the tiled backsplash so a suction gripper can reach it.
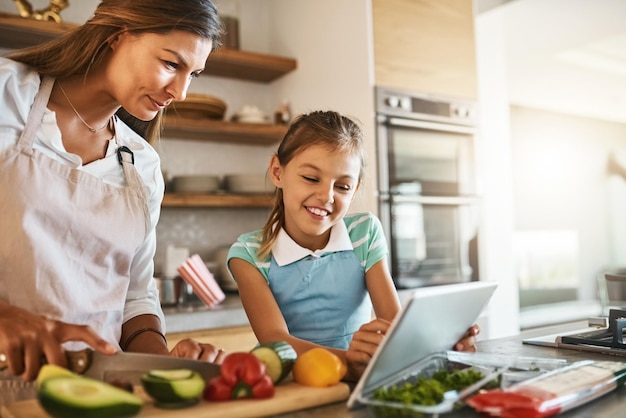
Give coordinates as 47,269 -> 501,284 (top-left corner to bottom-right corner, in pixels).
155,207 -> 270,276
154,137 -> 275,275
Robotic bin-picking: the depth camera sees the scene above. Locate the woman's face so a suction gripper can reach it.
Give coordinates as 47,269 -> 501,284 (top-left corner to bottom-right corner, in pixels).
107,30 -> 213,121
270,144 -> 361,251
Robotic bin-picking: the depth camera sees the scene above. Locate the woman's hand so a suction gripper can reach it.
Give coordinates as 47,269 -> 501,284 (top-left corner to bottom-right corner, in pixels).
0,302 -> 116,381
453,324 -> 480,352
169,338 -> 226,364
344,318 -> 391,381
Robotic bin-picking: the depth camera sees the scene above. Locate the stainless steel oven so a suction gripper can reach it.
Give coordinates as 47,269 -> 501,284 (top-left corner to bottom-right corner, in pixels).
376,87 -> 480,289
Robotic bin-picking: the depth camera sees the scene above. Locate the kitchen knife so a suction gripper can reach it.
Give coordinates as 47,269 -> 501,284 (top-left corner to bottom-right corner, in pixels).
0,349 -> 221,384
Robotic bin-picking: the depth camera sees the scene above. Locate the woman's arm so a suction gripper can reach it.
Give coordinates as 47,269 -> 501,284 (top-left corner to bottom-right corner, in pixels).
120,314 -> 168,355
0,300 -> 116,381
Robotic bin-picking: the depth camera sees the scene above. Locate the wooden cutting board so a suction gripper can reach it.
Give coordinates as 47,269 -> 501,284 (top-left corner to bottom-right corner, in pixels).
1,381 -> 350,418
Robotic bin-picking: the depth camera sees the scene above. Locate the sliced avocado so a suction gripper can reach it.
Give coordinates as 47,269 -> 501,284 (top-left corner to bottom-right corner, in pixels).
38,376 -> 143,418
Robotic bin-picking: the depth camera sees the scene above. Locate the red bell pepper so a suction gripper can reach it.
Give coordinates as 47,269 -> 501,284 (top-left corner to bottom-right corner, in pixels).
203,352 -> 275,401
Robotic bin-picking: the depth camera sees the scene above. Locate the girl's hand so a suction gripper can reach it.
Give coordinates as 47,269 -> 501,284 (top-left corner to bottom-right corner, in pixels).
0,303 -> 116,381
344,319 -> 391,381
454,324 -> 480,352
169,338 -> 226,364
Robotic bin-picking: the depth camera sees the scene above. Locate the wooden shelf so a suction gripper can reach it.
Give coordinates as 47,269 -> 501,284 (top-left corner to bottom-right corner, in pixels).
206,48 -> 296,82
162,116 -> 287,144
0,13 -> 296,82
162,193 -> 272,208
0,13 -> 74,49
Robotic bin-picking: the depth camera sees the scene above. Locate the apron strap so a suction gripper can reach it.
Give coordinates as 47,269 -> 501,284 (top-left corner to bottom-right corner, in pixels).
117,145 -> 151,235
17,76 -> 55,153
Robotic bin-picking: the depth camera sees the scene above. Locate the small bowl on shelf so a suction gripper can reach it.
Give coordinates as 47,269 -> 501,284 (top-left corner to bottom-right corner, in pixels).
223,174 -> 275,194
170,175 -> 220,194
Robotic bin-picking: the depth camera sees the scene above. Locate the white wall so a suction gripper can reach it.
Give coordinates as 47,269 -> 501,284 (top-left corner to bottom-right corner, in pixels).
266,0 -> 376,214
165,0 -> 377,265
476,0 -> 626,333
474,7 -> 519,338
511,106 -> 626,300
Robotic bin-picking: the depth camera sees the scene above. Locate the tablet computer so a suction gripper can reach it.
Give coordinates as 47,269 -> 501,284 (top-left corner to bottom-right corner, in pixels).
347,280 -> 498,409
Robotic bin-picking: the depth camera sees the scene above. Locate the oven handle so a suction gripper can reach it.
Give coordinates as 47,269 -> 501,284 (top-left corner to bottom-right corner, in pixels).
380,116 -> 477,135
385,195 -> 480,205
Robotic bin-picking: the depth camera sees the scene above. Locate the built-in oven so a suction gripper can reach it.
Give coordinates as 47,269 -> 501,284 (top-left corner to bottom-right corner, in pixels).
376,87 -> 480,289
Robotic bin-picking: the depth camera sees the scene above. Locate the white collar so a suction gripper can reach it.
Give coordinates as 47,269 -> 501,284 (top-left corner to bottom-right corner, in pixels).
272,221 -> 353,266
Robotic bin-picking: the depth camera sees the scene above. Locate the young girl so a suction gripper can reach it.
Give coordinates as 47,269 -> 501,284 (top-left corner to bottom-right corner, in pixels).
227,110 -> 479,381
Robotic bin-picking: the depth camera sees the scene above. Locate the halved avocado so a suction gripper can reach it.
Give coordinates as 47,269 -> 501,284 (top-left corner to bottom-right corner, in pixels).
141,369 -> 205,407
36,364 -> 77,389
38,376 -> 143,418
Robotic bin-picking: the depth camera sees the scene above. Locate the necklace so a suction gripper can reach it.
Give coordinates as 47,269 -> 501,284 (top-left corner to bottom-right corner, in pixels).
57,82 -> 110,134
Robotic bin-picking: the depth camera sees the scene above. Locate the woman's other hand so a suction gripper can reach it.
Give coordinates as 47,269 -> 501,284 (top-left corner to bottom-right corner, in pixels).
169,338 -> 226,364
454,324 -> 480,352
0,302 -> 116,381
344,318 -> 391,381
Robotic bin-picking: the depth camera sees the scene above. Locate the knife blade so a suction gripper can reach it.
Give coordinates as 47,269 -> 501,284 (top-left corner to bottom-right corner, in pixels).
0,349 -> 221,385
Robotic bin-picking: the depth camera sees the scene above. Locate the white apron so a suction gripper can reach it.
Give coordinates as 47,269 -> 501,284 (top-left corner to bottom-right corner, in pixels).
0,77 -> 150,405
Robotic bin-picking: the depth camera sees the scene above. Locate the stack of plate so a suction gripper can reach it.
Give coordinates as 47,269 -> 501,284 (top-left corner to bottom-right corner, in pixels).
171,93 -> 227,120
170,175 -> 220,194
223,174 -> 275,194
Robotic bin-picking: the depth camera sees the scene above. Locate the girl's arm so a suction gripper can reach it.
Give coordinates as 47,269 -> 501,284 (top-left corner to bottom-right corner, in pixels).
342,259 -> 402,381
365,260 -> 401,321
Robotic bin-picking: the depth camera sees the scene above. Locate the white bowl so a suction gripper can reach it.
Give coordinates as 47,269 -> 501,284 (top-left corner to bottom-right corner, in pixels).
171,175 -> 220,193
223,174 -> 275,194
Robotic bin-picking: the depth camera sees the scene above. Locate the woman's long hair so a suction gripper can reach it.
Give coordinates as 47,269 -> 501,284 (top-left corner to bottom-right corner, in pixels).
257,110 -> 366,260
7,0 -> 222,143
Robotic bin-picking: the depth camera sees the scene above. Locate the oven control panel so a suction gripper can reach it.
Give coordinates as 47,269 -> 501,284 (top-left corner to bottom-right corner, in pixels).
376,87 -> 477,126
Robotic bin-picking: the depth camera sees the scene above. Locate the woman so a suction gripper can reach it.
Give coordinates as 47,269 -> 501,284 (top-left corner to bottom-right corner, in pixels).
0,0 -> 223,404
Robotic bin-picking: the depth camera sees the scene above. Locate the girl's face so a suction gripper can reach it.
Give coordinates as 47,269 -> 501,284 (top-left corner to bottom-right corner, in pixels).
107,30 -> 213,121
270,143 -> 361,251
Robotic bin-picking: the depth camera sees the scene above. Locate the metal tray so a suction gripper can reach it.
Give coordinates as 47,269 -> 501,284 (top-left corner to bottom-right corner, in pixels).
357,351 -> 568,417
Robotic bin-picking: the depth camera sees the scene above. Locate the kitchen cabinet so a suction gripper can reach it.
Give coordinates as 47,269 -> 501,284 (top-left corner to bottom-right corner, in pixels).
372,0 -> 478,99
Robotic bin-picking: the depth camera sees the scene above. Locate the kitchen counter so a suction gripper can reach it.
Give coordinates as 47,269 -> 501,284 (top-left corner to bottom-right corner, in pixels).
5,322 -> 626,418
270,321 -> 626,418
162,294 -> 248,333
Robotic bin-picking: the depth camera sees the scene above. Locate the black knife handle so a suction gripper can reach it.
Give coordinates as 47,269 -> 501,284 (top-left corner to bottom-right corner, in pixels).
0,349 -> 92,374
66,349 -> 92,374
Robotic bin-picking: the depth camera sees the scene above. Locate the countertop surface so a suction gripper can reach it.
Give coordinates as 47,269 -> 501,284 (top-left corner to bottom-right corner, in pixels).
162,293 -> 248,333
270,321 -> 626,418
161,302 -> 626,417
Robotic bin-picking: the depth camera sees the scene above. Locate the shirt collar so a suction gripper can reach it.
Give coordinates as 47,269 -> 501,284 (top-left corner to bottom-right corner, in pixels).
272,221 -> 353,266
